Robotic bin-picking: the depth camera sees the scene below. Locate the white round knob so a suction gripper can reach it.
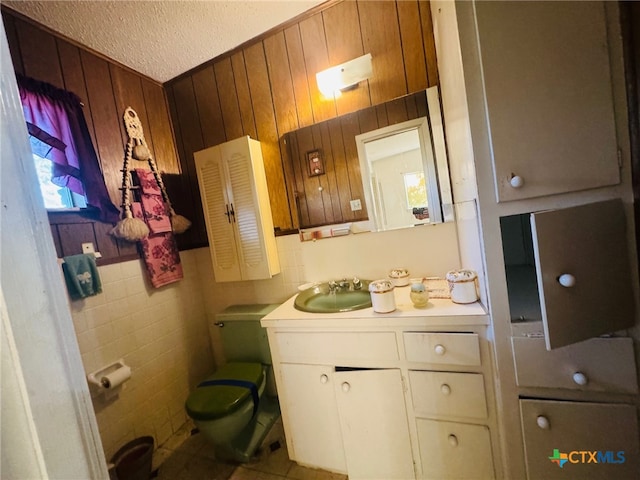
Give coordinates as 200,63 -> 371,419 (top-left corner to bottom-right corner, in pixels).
448,434 -> 458,447
441,384 -> 451,395
320,374 -> 328,384
572,372 -> 588,386
509,175 -> 524,188
536,415 -> 550,430
434,344 -> 446,356
342,382 -> 350,393
318,186 -> 323,192
558,274 -> 576,288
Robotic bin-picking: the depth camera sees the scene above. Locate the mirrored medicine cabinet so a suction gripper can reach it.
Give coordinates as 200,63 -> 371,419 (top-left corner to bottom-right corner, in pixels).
282,86 -> 454,238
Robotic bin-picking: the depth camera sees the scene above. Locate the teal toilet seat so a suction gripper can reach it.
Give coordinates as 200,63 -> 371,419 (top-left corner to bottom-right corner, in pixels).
185,362 -> 264,421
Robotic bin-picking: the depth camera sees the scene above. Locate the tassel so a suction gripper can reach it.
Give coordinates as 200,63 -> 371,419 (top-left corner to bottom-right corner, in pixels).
170,212 -> 192,234
111,216 -> 149,241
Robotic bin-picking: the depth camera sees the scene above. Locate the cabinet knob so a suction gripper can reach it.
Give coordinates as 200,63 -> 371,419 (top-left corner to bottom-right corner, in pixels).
536,415 -> 550,430
320,374 -> 329,384
441,384 -> 451,395
572,372 -> 588,386
434,344 -> 446,356
341,382 -> 351,393
509,175 -> 524,189
448,434 -> 458,447
558,273 -> 576,288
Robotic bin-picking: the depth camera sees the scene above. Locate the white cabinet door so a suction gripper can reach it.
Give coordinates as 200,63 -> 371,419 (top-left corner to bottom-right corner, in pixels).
416,418 -> 494,480
194,144 -> 240,281
475,1 -> 620,202
520,399 -> 640,480
334,369 -> 415,480
530,199 -> 635,349
277,363 -> 346,474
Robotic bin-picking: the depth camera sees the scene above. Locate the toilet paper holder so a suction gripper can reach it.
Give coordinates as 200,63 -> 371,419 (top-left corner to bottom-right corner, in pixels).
87,359 -> 131,399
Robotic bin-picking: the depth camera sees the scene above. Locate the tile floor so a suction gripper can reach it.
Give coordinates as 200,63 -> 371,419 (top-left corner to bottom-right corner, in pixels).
153,419 -> 347,480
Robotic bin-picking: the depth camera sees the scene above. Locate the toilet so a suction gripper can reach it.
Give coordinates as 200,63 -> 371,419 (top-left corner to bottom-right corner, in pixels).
185,304 -> 280,462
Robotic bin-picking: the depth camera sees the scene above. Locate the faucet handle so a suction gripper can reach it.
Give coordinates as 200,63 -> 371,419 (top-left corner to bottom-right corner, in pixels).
352,277 -> 362,290
328,280 -> 338,292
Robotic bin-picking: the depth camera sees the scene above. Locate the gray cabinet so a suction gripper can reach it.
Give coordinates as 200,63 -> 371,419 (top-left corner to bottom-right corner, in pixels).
520,399 -> 640,480
502,199 -> 635,350
475,1 -> 620,202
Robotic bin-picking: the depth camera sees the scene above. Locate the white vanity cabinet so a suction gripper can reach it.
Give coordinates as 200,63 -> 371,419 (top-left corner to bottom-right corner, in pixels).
271,330 -> 414,479
262,299 -> 497,480
405,332 -> 495,480
194,136 -> 280,282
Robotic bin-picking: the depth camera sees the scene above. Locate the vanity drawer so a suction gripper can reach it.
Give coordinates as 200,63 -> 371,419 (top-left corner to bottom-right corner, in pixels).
512,336 -> 638,394
404,332 -> 481,366
409,371 -> 487,419
520,399 -> 640,480
416,419 -> 495,480
274,331 -> 398,364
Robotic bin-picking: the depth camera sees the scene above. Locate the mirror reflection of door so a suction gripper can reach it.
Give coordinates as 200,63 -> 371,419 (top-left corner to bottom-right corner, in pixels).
357,117 -> 442,231
364,129 -> 431,230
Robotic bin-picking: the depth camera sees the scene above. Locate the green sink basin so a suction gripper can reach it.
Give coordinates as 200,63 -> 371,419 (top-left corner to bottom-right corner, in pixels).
294,280 -> 372,313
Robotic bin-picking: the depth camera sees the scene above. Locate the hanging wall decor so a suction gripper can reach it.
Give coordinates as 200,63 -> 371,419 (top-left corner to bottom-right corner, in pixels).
111,107 -> 191,241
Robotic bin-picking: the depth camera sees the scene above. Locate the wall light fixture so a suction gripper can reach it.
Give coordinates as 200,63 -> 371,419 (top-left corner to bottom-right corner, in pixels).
316,53 -> 372,98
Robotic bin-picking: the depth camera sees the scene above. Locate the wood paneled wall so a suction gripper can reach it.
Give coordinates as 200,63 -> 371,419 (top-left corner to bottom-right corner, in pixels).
2,8 -> 189,263
286,90 -> 429,228
166,0 -> 438,235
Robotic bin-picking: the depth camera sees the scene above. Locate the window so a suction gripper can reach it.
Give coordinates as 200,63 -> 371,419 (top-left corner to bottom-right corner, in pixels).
33,153 -> 86,209
403,171 -> 428,209
17,74 -> 119,224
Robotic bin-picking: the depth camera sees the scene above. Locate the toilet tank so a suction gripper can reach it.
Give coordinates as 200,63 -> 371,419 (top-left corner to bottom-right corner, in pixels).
215,304 -> 279,365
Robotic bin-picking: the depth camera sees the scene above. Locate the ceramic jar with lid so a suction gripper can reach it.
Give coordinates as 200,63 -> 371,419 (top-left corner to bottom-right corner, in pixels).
389,268 -> 410,287
369,279 -> 396,313
446,270 -> 479,304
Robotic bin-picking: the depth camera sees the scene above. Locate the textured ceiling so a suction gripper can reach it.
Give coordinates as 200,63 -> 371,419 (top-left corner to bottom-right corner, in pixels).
3,0 -> 324,83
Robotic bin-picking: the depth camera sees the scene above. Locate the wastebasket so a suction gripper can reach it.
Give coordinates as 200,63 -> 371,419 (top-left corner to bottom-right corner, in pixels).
110,436 -> 154,480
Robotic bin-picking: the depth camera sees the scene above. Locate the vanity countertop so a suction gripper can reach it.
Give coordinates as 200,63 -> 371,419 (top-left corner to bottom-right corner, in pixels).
261,286 -> 488,328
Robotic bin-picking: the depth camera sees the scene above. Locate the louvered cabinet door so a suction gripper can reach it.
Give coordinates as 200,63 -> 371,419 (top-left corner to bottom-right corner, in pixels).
221,136 -> 280,281
194,145 -> 241,282
223,137 -> 269,280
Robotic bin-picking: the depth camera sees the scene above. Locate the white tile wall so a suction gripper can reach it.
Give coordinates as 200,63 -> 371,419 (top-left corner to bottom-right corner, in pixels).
68,249 -> 213,459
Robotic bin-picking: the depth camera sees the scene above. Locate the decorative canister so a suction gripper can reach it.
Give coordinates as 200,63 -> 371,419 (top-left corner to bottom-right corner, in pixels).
409,278 -> 429,307
389,268 -> 410,287
369,279 -> 396,313
446,270 -> 479,304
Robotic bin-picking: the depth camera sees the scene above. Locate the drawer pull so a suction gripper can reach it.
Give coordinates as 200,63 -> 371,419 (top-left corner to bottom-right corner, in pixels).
558,274 -> 576,288
320,374 -> 329,384
536,415 -> 550,430
572,372 -> 588,386
448,434 -> 458,447
441,384 -> 451,395
342,382 -> 351,393
434,344 -> 446,356
509,175 -> 524,189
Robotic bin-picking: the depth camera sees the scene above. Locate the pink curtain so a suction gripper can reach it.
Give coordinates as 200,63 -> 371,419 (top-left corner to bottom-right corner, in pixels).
17,74 -> 119,224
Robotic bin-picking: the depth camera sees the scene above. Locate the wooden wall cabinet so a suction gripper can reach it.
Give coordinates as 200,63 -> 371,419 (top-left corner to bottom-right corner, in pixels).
194,136 -> 280,282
